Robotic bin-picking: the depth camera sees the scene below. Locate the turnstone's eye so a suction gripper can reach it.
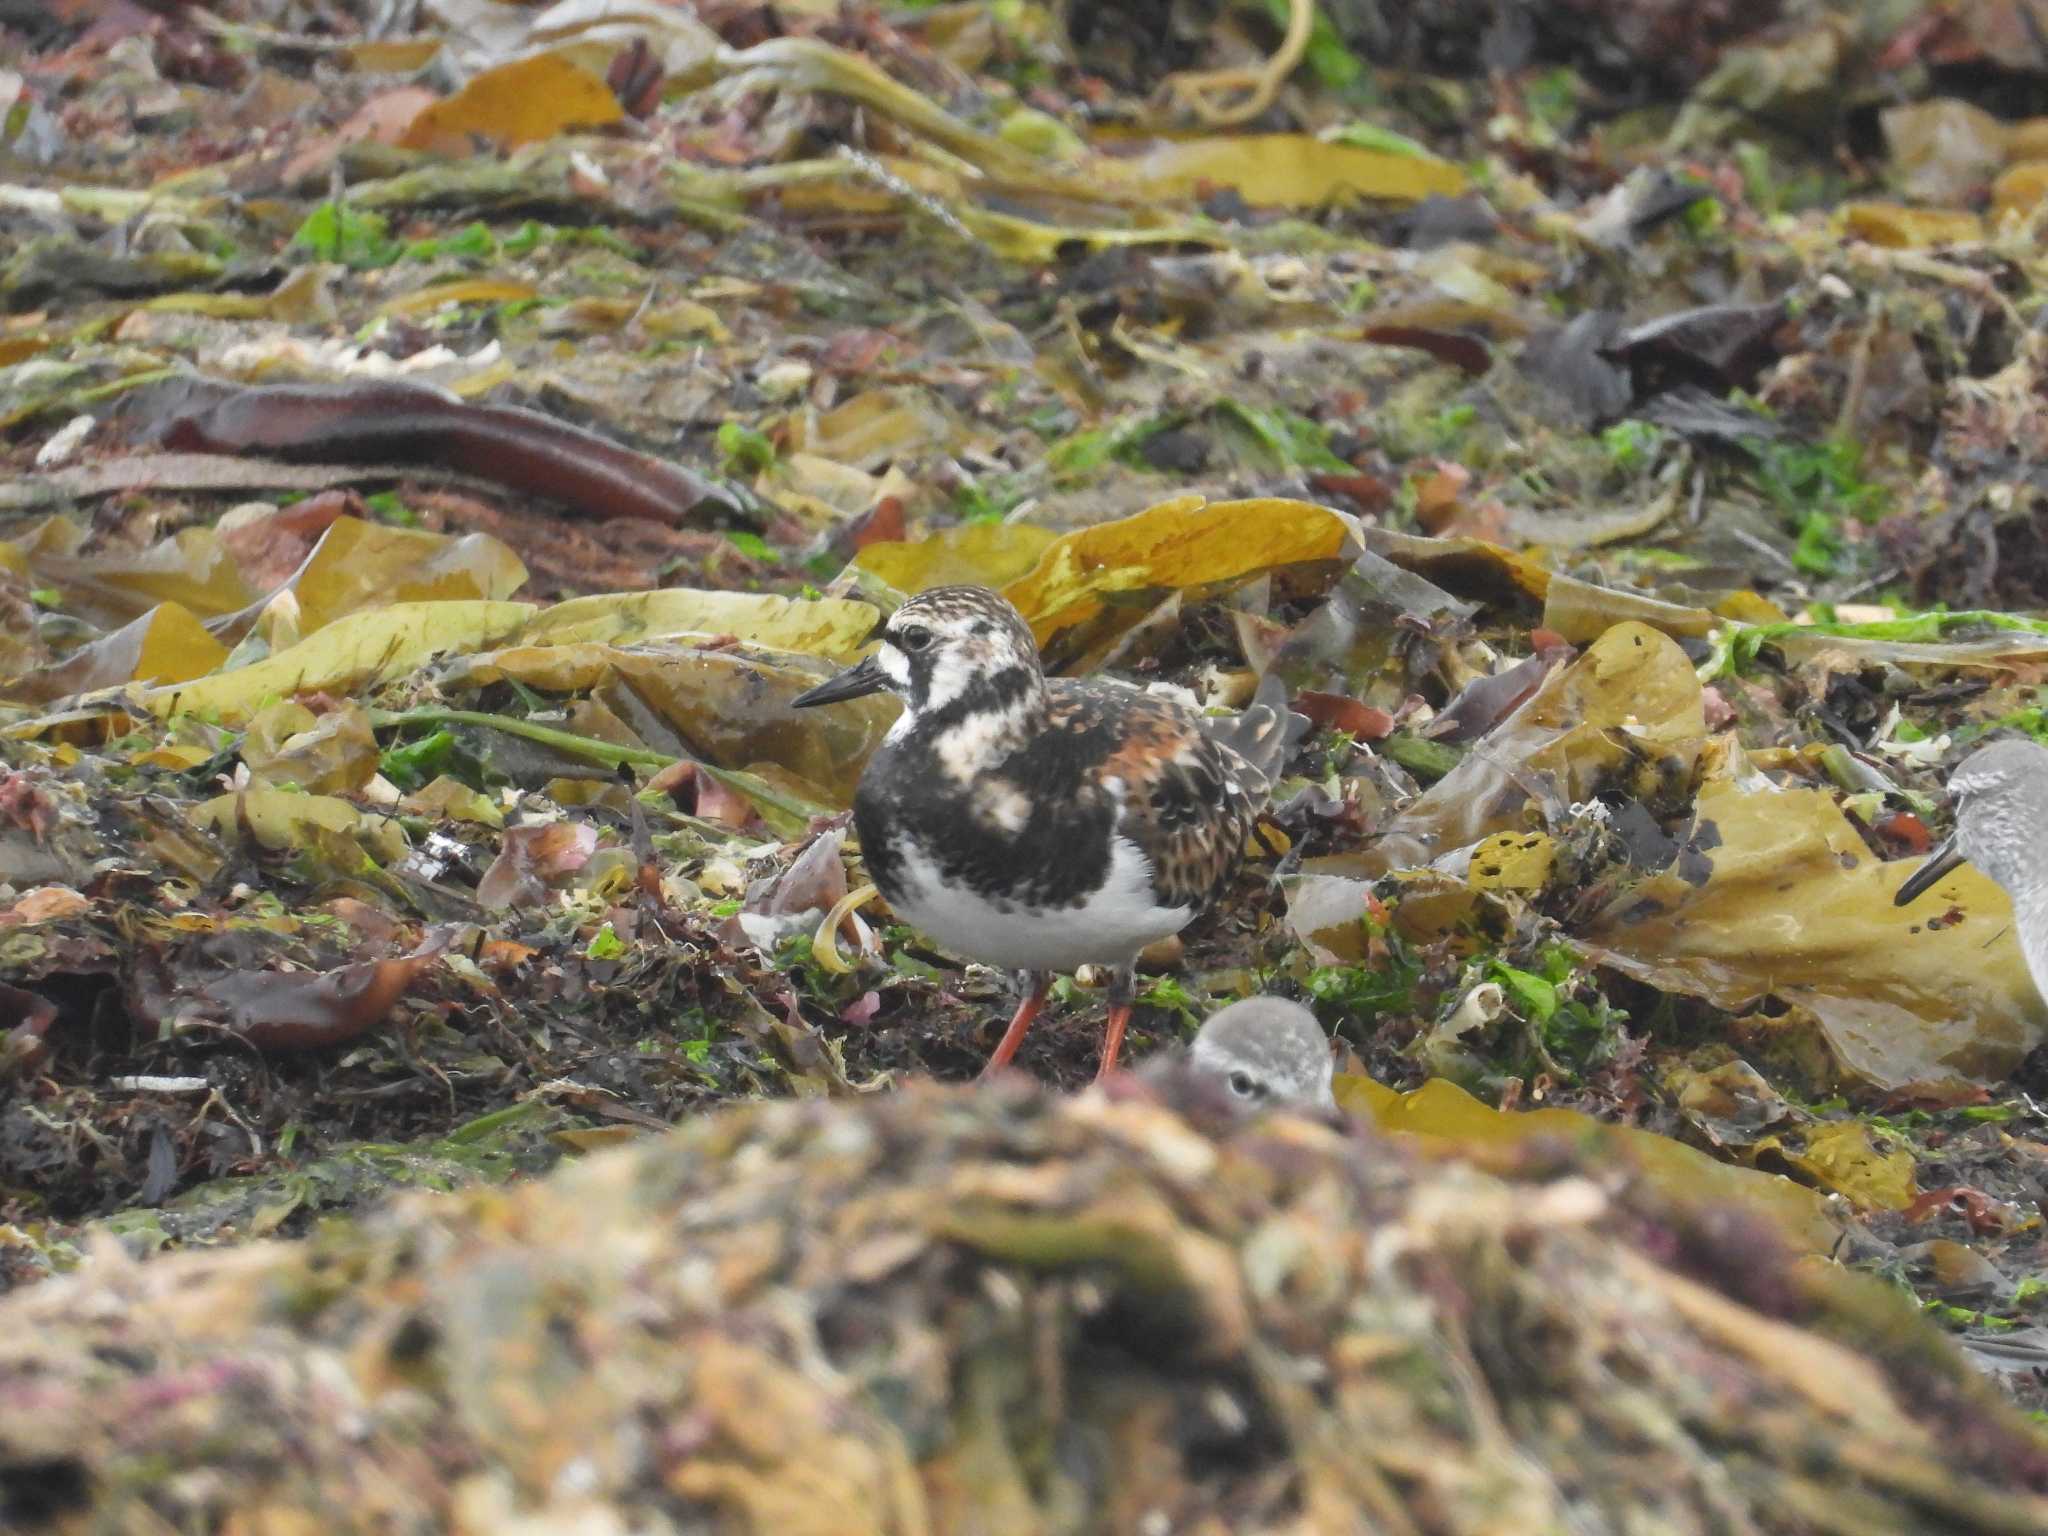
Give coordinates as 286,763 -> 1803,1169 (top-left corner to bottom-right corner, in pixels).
1227,1069 -> 1261,1098
897,625 -> 934,653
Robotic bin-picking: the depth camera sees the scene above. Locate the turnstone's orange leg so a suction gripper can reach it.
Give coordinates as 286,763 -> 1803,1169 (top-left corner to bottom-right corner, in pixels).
1096,1004 -> 1133,1080
1095,963 -> 1138,1080
979,971 -> 1050,1078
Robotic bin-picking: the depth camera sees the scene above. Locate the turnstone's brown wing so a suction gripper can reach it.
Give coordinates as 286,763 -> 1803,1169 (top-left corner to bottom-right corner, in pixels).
1065,683 -> 1297,913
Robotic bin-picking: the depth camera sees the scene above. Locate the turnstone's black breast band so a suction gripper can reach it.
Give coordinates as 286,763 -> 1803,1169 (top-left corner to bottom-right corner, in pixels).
853,736 -> 1119,913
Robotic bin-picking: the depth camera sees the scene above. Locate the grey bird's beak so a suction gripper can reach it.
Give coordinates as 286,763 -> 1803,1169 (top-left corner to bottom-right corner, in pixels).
1895,833 -> 1966,907
791,653 -> 889,709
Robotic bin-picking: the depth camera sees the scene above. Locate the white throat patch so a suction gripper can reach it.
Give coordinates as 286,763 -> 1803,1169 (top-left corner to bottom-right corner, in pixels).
918,645 -> 984,715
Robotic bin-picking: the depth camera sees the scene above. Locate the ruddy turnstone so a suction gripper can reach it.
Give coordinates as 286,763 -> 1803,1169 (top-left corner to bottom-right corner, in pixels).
1187,996 -> 1337,1113
792,584 -> 1306,1079
1895,737 -> 2048,1004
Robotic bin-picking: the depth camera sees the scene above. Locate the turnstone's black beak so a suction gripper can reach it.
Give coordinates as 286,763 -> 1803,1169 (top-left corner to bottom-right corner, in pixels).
791,653 -> 889,708
1895,833 -> 1965,906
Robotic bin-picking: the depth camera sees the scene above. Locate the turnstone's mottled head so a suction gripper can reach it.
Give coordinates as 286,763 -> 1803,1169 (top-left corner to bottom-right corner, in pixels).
791,585 -> 1043,718
1188,996 -> 1336,1115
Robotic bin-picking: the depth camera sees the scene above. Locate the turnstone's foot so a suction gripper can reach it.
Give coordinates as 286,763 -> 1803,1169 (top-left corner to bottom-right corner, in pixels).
791,583 -> 1309,1084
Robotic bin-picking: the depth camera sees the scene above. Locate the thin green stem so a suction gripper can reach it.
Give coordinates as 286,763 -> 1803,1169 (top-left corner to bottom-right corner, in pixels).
368,707 -> 828,825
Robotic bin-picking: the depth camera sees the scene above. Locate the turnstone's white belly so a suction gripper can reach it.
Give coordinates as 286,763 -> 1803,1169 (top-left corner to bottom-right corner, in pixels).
885,830 -> 1192,972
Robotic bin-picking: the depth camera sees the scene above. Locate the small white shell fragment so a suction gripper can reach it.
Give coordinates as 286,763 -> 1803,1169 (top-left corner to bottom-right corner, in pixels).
35,413 -> 94,468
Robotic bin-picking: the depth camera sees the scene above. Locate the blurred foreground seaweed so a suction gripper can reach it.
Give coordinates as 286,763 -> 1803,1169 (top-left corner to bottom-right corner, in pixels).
4,1079 -> 2046,1535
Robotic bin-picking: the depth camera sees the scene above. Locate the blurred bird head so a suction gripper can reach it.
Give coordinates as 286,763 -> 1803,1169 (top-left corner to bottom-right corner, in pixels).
1185,996 -> 1337,1116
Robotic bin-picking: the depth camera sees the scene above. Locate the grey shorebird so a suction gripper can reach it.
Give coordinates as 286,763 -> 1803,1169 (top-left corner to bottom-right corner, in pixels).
1895,737 -> 2048,1005
1185,996 -> 1338,1114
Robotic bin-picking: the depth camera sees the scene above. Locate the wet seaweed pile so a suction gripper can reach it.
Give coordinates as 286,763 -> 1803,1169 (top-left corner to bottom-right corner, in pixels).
6,1077 -> 2047,1535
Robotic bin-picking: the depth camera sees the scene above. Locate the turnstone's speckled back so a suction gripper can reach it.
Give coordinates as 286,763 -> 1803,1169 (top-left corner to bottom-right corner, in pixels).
793,584 -> 1308,1079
